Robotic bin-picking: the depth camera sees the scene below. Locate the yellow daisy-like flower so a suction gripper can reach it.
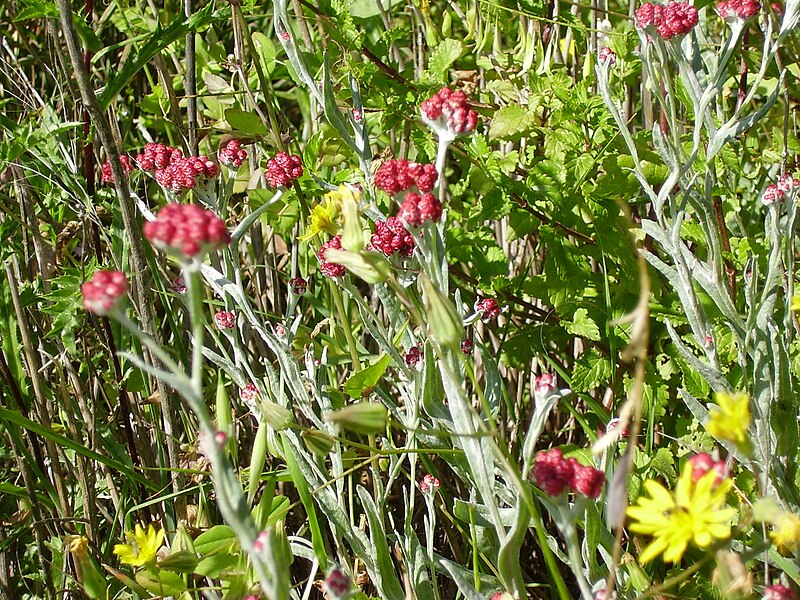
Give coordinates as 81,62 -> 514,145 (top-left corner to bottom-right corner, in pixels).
627,463 -> 736,563
112,523 -> 164,567
771,511 -> 800,554
706,391 -> 751,449
299,185 -> 360,241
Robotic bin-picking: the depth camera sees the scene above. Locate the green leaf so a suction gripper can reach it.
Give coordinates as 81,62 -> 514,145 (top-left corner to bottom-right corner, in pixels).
193,525 -> 237,556
427,39 -> 463,81
343,354 -> 391,398
570,349 -> 611,393
225,108 -> 269,136
252,32 -> 277,73
135,568 -> 187,595
157,550 -> 198,573
98,4 -> 216,109
488,105 -> 534,141
565,308 -> 601,341
195,554 -> 241,579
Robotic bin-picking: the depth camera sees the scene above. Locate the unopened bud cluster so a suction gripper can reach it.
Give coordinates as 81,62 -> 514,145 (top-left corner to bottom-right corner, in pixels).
420,473 -> 441,492
533,448 -> 605,499
398,192 -> 443,227
635,1 -> 699,39
289,276 -> 307,295
324,567 -> 351,597
218,139 -> 248,168
374,159 -> 438,195
100,155 -> 134,184
81,270 -> 128,315
214,310 -> 236,329
475,298 -> 501,321
421,87 -> 479,136
717,0 -> 760,19
598,47 -> 617,67
318,235 -> 346,278
265,151 -> 303,188
404,343 -> 423,368
143,203 -> 230,259
371,217 -> 415,258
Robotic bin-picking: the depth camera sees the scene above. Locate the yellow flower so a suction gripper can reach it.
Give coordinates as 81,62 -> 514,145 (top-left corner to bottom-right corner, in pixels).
706,391 -> 751,449
771,511 -> 800,554
299,185 -> 360,241
64,535 -> 89,557
627,463 -> 736,563
113,523 -> 164,567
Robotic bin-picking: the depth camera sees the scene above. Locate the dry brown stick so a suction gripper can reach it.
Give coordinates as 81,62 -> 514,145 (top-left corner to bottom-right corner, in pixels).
55,0 -> 184,519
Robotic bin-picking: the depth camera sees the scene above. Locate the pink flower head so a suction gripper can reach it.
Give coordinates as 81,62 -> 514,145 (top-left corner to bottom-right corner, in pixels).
218,139 -> 248,168
475,298 -> 501,321
135,143 -> 183,171
280,30 -> 290,41
100,155 -> 134,184
143,203 -> 230,259
325,567 -> 351,597
717,0 -> 761,19
318,235 -> 346,278
81,270 -> 128,316
421,87 -> 479,137
265,151 -> 303,188
636,1 -> 698,39
764,585 -> 798,600
534,373 -> 556,395
762,183 -> 786,206
397,192 -> 442,227
420,474 -> 441,492
371,217 -> 415,258
533,448 -> 574,496
214,430 -> 228,446
461,338 -> 474,355
352,108 -> 363,122
688,452 -> 727,484
289,276 -> 307,295
374,159 -> 438,194
606,417 -> 630,438
241,382 -> 259,403
214,310 -> 236,329
491,594 -> 504,600
570,463 -> 606,499
154,155 -> 219,194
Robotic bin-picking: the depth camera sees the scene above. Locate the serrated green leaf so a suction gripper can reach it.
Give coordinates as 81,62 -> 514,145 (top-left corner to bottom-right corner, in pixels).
571,349 -> 611,392
565,308 -> 601,341
489,105 -> 534,141
427,38 -> 463,80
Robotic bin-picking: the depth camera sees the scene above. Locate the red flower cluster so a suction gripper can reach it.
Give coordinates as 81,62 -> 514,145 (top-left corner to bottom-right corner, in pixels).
420,474 -> 441,492
717,0 -> 760,18
371,217 -> 415,258
535,373 -> 556,395
764,585 -> 797,600
155,155 -> 219,194
214,310 -> 236,329
265,151 -> 303,188
635,1 -> 699,39
404,343 -> 423,368
599,47 -> 617,67
81,270 -> 128,316
241,382 -> 259,402
533,448 -> 606,499
420,87 -> 479,136
324,568 -> 351,597
318,235 -> 346,278
475,298 -> 501,321
135,143 -> 183,171
397,192 -> 442,227
461,338 -> 473,355
688,453 -> 727,484
218,139 -> 248,168
289,276 -> 307,295
374,159 -> 438,195
143,203 -> 230,258
100,155 -> 134,184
